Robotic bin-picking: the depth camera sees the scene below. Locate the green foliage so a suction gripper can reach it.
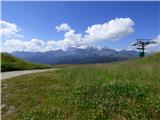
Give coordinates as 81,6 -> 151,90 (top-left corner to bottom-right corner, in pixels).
2,53 -> 160,120
1,52 -> 51,72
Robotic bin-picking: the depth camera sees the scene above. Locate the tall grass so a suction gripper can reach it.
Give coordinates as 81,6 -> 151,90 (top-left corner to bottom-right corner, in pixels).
2,53 -> 160,120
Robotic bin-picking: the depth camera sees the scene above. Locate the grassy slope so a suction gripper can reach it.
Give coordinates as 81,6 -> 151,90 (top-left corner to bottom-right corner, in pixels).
1,53 -> 51,72
2,53 -> 160,120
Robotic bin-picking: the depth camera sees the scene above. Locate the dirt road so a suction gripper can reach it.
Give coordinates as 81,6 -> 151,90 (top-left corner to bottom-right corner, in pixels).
1,68 -> 57,80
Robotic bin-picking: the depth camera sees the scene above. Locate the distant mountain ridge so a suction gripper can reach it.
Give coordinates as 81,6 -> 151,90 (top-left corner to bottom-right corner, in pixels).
12,47 -> 138,64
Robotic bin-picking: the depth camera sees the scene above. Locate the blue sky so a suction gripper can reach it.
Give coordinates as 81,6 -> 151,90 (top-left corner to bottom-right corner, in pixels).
1,1 -> 160,52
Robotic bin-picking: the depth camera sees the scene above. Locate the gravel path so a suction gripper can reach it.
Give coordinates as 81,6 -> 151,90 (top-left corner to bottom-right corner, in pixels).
1,68 -> 57,80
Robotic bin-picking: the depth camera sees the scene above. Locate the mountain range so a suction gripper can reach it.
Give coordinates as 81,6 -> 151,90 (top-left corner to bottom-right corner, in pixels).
11,47 -> 138,64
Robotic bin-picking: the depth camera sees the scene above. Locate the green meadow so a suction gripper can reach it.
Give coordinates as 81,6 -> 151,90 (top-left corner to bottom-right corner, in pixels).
2,53 -> 160,120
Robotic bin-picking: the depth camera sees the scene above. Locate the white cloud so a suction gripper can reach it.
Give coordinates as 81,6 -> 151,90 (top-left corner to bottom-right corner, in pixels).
0,20 -> 21,38
85,18 -> 134,42
3,39 -> 46,52
55,23 -> 71,32
154,35 -> 160,44
2,18 -> 137,52
146,35 -> 160,51
61,29 -> 85,49
3,39 -> 28,52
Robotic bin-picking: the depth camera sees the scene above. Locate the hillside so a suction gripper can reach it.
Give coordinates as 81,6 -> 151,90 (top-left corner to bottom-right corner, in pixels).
1,53 -> 51,72
2,53 -> 160,120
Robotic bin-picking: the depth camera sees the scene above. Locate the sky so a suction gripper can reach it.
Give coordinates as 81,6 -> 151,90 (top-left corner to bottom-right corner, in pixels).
1,1 -> 160,52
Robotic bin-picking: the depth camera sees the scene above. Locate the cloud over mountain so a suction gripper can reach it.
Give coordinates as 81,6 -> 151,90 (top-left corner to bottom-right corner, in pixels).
2,18 -> 137,52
